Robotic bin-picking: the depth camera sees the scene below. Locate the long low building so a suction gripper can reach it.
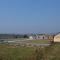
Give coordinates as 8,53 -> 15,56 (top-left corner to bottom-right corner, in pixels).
29,34 -> 54,40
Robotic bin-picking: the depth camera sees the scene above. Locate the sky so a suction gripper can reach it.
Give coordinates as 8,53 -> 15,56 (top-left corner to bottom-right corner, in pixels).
0,0 -> 60,34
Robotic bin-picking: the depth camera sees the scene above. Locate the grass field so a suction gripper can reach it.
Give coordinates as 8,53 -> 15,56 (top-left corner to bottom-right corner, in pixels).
0,44 -> 35,60
0,43 -> 60,60
44,43 -> 60,60
30,40 -> 49,44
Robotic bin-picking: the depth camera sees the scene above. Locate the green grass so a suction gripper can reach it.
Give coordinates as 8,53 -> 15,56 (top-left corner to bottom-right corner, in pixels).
44,43 -> 60,60
0,43 -> 60,60
33,43 -> 60,60
30,40 -> 49,44
0,44 -> 35,60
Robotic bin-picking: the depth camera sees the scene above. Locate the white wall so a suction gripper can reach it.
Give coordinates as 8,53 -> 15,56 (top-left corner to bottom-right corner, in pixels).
54,37 -> 60,42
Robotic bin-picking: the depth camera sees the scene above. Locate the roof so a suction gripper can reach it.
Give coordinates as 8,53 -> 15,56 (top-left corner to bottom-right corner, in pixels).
54,33 -> 60,38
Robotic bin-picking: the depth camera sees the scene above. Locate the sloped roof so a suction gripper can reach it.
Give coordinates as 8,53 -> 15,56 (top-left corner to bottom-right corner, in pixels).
54,33 -> 60,38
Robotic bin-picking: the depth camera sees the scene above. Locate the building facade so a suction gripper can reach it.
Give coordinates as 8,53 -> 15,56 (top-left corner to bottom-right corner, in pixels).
29,34 -> 49,40
54,33 -> 60,42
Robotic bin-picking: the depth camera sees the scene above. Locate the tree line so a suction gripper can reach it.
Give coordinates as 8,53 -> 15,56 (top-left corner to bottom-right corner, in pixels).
0,34 -> 29,39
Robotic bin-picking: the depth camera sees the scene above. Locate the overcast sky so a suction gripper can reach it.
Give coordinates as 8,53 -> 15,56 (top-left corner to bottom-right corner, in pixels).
0,0 -> 60,34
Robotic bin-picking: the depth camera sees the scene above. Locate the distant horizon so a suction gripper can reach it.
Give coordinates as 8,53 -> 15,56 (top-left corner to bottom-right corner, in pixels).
0,0 -> 60,33
0,32 -> 59,35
